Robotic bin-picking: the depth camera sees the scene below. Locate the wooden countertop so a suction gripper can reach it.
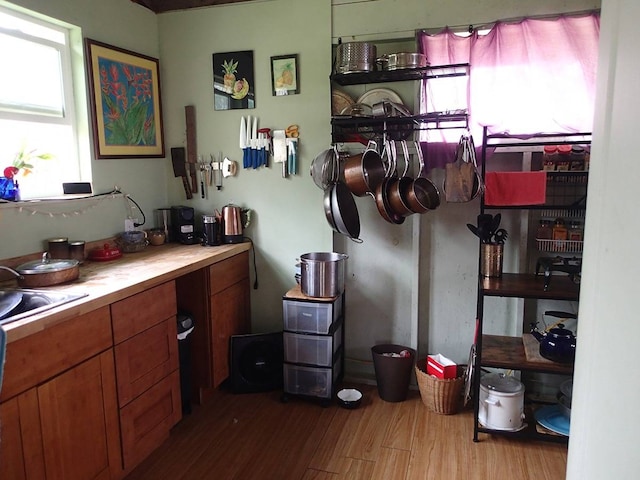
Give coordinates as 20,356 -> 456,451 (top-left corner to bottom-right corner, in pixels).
1,242 -> 251,343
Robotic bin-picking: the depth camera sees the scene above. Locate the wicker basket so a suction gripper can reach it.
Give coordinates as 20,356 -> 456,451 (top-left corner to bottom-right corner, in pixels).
415,365 -> 464,415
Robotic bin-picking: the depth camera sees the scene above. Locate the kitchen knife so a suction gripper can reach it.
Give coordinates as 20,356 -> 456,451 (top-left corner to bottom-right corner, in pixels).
245,116 -> 252,168
171,147 -> 192,199
251,116 -> 258,169
240,116 -> 247,168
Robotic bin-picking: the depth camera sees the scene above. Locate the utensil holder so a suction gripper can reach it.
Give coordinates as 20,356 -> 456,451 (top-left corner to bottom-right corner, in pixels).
481,243 -> 503,277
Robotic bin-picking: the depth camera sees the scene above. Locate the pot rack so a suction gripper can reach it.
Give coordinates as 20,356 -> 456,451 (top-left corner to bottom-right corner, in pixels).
330,63 -> 470,143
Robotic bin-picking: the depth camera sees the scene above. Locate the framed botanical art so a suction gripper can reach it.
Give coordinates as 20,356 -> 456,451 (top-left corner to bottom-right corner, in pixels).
271,54 -> 299,96
85,38 -> 165,158
212,50 -> 255,110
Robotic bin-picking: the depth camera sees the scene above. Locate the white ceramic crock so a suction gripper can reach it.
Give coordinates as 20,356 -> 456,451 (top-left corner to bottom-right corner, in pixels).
478,373 -> 525,431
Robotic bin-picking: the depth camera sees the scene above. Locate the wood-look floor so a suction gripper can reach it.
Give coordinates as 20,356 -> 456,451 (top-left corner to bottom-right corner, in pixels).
124,384 -> 567,480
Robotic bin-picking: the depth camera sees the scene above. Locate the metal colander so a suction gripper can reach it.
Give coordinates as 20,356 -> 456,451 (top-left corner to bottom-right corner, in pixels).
335,42 -> 377,74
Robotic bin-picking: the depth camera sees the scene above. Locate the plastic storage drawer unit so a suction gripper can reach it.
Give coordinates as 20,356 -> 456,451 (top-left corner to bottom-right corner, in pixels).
283,324 -> 342,367
283,359 -> 342,399
283,297 -> 342,334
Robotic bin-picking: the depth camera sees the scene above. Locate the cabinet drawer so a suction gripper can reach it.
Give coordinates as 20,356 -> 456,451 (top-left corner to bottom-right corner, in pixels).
112,281 -> 177,344
283,361 -> 341,399
283,297 -> 342,334
209,251 -> 249,295
283,324 -> 342,367
114,318 -> 179,406
120,369 -> 181,472
0,306 -> 112,402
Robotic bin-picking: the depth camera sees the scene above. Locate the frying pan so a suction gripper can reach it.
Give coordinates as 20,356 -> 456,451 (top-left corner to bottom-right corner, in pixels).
331,181 -> 361,240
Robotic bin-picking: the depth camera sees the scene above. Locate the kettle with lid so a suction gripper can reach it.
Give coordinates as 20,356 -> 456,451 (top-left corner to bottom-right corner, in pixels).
221,204 -> 251,244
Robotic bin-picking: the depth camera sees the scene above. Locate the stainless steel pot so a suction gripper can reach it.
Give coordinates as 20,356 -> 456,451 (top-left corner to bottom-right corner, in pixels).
300,252 -> 348,298
378,52 -> 428,70
335,42 -> 377,74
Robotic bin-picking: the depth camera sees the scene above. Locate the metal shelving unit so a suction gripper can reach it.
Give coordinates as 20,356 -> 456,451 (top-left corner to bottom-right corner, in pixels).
472,127 -> 591,443
330,64 -> 469,143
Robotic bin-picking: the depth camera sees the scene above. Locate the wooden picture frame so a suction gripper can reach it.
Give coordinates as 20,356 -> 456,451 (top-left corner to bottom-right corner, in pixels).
85,38 -> 165,158
271,54 -> 299,96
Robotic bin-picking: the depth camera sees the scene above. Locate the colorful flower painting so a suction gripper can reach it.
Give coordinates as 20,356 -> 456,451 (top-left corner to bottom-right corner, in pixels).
86,39 -> 165,158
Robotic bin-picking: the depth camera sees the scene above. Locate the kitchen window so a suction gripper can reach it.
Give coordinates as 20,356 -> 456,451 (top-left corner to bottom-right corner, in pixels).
0,3 -> 90,200
418,13 -> 599,168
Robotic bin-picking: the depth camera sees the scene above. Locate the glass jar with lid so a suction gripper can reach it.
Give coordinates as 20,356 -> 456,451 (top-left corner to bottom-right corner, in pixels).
542,145 -> 557,171
569,220 -> 583,241
536,219 -> 553,239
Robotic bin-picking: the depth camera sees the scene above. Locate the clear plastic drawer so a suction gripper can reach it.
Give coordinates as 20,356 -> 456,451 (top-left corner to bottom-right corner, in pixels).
283,362 -> 340,399
283,324 -> 342,366
283,297 -> 342,334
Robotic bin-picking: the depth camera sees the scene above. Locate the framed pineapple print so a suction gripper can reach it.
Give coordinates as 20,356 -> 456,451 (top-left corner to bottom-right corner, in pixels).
271,54 -> 299,96
212,50 -> 255,110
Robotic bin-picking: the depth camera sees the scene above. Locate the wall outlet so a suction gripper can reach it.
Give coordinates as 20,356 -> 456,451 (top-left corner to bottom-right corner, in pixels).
124,218 -> 138,231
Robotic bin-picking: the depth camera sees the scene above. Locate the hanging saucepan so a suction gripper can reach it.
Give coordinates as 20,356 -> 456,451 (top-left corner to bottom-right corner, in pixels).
401,141 -> 440,213
372,141 -> 405,225
343,140 -> 386,197
386,140 -> 414,217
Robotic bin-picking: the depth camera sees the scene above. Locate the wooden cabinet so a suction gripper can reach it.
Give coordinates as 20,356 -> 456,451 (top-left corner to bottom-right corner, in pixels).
176,251 -> 250,402
111,281 -> 181,473
0,307 -> 121,480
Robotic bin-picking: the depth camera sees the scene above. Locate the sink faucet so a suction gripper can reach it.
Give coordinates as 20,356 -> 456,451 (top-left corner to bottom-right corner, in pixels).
0,265 -> 24,280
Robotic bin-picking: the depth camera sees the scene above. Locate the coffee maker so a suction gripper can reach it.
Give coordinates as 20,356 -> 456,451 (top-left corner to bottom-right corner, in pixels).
202,214 -> 220,246
171,206 -> 196,244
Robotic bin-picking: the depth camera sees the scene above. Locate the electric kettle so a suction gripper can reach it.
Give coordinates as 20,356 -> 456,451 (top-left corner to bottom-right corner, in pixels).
221,204 -> 251,244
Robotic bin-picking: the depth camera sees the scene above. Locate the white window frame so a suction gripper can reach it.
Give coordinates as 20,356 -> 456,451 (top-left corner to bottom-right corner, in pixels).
0,2 -> 89,200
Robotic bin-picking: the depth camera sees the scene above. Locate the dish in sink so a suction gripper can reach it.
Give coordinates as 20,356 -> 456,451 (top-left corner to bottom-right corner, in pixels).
0,289 -> 88,326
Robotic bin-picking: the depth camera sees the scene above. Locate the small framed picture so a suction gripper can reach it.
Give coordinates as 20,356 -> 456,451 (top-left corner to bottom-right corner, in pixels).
271,54 -> 299,96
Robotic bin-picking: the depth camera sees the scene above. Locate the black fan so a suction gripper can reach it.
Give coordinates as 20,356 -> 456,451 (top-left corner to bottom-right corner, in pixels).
230,332 -> 284,393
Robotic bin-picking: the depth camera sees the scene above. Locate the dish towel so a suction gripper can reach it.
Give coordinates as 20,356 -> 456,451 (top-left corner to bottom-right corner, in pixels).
484,171 -> 547,206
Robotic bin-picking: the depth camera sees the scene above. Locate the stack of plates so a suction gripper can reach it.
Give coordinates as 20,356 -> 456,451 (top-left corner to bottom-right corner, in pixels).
356,88 -> 403,108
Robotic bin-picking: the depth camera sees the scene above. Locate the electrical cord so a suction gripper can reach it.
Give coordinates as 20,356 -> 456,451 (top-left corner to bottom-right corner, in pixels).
243,236 -> 258,289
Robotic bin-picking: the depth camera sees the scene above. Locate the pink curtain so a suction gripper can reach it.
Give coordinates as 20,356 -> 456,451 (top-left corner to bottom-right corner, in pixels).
418,13 -> 599,167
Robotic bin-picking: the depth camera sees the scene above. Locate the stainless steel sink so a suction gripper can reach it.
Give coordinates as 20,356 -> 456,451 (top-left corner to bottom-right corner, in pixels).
0,289 -> 88,326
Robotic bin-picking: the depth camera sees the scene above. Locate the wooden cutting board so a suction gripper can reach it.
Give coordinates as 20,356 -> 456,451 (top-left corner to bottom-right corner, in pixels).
522,333 -> 555,364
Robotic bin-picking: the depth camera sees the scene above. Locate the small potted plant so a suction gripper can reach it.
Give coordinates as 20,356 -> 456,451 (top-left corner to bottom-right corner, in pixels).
1,143 -> 53,201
